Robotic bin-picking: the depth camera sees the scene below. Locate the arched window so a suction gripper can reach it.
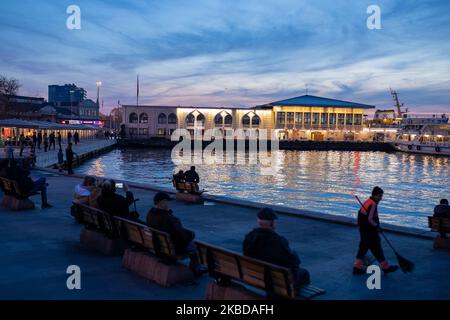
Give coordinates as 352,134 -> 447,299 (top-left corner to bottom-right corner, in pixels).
139,113 -> 148,124
214,114 -> 223,126
158,113 -> 167,124
242,114 -> 250,126
168,113 -> 177,124
196,113 -> 205,126
186,113 -> 195,126
224,114 -> 233,126
129,112 -> 138,124
252,114 -> 261,127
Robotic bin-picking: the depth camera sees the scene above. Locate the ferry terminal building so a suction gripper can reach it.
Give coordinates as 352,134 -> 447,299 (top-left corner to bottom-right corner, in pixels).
121,95 -> 376,141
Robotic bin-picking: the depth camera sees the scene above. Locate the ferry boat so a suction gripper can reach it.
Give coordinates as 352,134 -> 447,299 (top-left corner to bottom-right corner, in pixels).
393,114 -> 450,156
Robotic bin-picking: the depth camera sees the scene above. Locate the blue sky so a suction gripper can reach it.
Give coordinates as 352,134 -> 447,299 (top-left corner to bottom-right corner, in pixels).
0,0 -> 449,113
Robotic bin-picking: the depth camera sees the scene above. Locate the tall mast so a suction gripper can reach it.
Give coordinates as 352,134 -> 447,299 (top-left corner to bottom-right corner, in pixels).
390,88 -> 404,118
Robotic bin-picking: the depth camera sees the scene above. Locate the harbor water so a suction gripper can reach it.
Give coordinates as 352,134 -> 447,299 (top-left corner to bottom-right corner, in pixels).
77,148 -> 449,229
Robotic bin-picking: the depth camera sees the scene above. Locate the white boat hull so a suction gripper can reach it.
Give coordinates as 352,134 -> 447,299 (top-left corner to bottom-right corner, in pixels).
393,141 -> 450,156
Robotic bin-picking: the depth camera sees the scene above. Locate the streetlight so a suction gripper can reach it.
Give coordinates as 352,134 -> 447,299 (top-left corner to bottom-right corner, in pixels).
69,90 -> 74,123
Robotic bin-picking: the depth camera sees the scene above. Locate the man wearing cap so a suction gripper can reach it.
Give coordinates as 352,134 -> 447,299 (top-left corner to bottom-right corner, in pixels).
243,207 -> 310,290
146,192 -> 206,275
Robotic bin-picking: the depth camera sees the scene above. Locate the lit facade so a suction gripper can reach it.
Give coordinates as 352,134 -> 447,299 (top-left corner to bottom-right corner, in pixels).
121,95 -> 376,141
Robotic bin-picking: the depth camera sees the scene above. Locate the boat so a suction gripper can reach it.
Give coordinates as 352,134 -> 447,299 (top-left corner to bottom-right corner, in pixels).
393,114 -> 450,156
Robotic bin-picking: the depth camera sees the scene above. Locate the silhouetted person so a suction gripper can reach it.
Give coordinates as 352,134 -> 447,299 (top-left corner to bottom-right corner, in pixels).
19,134 -> 25,157
37,131 -> 42,150
43,133 -> 49,152
49,132 -> 56,150
65,143 -> 74,175
6,160 -> 52,209
146,192 -> 206,275
434,199 -> 450,237
97,180 -> 136,219
243,208 -> 310,291
67,131 -> 72,144
57,132 -> 62,149
74,131 -> 79,145
184,166 -> 199,183
32,131 -> 37,147
57,148 -> 64,172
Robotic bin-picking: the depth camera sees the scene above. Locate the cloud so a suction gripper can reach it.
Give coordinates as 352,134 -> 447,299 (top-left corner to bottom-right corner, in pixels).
0,0 -> 449,113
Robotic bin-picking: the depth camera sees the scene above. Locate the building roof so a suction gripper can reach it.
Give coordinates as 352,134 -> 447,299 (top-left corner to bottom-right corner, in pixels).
258,94 -> 375,109
122,105 -> 251,110
0,119 -> 100,130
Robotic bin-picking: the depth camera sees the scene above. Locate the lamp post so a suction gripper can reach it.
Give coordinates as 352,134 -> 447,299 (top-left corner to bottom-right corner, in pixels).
69,90 -> 74,123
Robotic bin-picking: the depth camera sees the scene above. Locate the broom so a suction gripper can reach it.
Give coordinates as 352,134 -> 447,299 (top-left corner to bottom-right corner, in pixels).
354,195 -> 415,273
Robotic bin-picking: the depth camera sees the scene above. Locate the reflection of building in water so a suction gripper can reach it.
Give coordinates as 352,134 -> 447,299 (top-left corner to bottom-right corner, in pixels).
121,94 -> 377,141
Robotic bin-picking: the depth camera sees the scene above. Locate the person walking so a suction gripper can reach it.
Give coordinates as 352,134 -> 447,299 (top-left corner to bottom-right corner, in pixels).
65,143 -> 75,175
57,148 -> 64,172
49,132 -> 56,150
74,131 -> 79,145
19,134 -> 25,157
67,131 -> 72,144
57,132 -> 62,149
43,132 -> 49,152
37,131 -> 42,150
353,186 -> 399,275
32,131 -> 37,147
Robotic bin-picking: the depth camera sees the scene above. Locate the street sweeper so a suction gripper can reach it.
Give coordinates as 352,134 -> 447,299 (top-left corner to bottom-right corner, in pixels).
353,186 -> 399,275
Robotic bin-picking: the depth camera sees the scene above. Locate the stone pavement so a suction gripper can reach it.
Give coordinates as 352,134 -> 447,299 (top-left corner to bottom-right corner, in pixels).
0,171 -> 449,300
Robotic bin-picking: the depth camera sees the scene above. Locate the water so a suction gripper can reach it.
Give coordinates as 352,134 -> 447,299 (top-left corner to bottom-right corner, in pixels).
76,148 -> 449,229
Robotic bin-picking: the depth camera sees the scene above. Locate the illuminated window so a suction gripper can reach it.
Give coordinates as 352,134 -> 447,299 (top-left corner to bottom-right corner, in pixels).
312,113 -> 320,125
139,113 -> 148,124
346,114 -> 353,125
287,112 -> 294,124
321,113 -> 328,125
277,112 -> 286,125
329,113 -> 337,125
304,113 -> 311,125
338,113 -> 345,125
295,112 -> 302,126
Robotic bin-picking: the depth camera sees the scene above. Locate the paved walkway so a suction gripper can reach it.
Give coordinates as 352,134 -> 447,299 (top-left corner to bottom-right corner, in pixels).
0,171 -> 449,299
1,139 -> 117,168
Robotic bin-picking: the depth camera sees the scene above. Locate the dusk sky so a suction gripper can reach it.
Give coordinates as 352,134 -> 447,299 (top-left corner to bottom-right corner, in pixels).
1,0 -> 449,113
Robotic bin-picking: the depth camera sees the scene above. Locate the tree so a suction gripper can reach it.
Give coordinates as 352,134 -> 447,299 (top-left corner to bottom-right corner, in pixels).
0,75 -> 21,118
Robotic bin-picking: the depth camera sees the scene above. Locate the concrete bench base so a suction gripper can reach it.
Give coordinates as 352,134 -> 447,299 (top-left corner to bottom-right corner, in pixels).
1,195 -> 35,211
122,249 -> 194,287
205,281 -> 263,300
175,192 -> 203,204
80,228 -> 125,256
433,236 -> 450,249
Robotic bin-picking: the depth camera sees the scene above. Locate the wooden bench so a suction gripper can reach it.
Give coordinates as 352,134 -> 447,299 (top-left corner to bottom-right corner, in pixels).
172,179 -> 204,204
0,176 -> 36,210
428,216 -> 450,249
72,200 -> 125,255
195,241 -> 325,300
114,216 -> 194,287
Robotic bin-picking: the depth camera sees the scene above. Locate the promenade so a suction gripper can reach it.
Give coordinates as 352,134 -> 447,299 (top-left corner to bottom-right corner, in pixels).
0,171 -> 449,300
1,139 -> 117,168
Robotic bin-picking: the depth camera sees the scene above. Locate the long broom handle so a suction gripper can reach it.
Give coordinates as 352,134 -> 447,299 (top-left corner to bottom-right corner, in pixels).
354,195 -> 398,254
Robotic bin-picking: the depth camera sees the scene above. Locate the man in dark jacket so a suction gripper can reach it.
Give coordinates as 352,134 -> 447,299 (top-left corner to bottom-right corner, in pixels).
243,207 -> 310,289
97,180 -> 136,220
65,143 -> 75,175
183,166 -> 199,183
433,199 -> 450,237
6,160 -> 52,208
146,192 -> 206,275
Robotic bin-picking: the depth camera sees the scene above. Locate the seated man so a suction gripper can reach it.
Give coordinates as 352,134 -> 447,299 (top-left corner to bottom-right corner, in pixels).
183,166 -> 199,184
433,199 -> 450,237
97,180 -> 137,220
146,192 -> 206,275
173,170 -> 185,191
243,208 -> 310,291
7,160 -> 52,209
74,176 -> 96,204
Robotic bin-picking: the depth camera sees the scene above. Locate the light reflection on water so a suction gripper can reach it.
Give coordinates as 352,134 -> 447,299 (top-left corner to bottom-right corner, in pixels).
77,148 -> 449,229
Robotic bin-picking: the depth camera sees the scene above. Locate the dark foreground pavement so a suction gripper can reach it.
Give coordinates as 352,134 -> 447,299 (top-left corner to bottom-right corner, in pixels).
0,171 -> 449,300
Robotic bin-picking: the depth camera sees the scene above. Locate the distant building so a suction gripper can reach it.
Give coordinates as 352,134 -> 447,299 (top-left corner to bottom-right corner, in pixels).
121,94 -> 375,141
374,109 -> 396,121
48,84 -> 86,108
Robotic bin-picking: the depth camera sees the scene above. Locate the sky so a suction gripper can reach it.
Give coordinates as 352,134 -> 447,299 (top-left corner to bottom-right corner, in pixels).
0,0 -> 449,114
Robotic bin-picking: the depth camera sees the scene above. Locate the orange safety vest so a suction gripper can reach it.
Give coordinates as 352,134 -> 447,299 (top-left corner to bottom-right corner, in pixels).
358,197 -> 379,227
